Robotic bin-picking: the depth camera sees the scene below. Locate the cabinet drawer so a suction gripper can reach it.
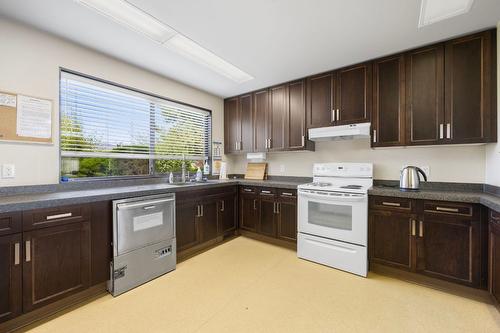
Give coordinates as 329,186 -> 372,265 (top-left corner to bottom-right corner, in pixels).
258,187 -> 277,196
240,186 -> 257,194
423,201 -> 473,217
370,196 -> 414,211
23,204 -> 90,231
278,189 -> 297,199
0,212 -> 22,236
491,210 -> 500,223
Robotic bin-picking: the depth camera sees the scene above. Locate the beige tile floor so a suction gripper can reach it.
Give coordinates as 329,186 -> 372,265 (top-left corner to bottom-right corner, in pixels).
24,237 -> 500,333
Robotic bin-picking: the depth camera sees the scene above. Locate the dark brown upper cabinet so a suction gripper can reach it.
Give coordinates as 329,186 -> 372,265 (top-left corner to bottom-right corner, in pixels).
224,95 -> 253,154
306,72 -> 335,129
405,44 -> 445,146
335,62 -> 372,125
372,55 -> 406,147
286,80 -> 307,150
444,30 -> 496,144
224,97 -> 239,154
268,85 -> 287,151
253,89 -> 269,152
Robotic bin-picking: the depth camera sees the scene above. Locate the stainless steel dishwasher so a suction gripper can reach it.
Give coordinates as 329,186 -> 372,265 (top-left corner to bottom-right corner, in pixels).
108,193 -> 176,296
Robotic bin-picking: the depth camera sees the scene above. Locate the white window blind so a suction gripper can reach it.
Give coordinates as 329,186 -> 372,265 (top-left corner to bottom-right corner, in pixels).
60,71 -> 211,162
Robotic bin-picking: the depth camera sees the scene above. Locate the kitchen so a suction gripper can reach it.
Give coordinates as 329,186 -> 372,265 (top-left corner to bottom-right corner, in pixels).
0,0 -> 500,332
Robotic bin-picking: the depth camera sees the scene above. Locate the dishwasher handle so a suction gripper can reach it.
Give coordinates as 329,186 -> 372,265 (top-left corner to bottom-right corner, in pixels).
117,197 -> 175,210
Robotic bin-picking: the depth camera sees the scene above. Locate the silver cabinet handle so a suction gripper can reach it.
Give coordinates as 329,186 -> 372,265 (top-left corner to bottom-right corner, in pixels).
253,199 -> 257,210
337,109 -> 340,121
14,242 -> 20,266
277,202 -> 281,214
411,219 -> 416,236
268,138 -> 272,149
436,207 -> 459,213
419,221 -> 424,237
439,124 -> 444,139
201,204 -> 204,217
373,130 -> 377,143
46,212 -> 72,220
243,188 -> 253,192
281,192 -> 293,196
273,202 -> 277,214
446,123 -> 451,139
261,190 -> 271,194
382,202 -> 401,207
301,135 -> 305,147
221,200 -> 225,212
143,205 -> 156,210
196,205 -> 201,217
331,109 -> 335,122
25,240 -> 31,262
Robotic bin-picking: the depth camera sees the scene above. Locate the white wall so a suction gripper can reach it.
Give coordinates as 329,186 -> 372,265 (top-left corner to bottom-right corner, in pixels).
0,18 -> 224,187
485,22 -> 500,187
227,141 -> 486,183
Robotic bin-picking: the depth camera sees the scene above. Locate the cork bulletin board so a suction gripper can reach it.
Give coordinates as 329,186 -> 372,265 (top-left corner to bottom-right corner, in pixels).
0,91 -> 53,144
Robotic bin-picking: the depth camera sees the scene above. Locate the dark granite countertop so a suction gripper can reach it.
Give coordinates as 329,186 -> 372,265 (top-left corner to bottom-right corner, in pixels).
368,186 -> 500,212
0,178 -> 305,213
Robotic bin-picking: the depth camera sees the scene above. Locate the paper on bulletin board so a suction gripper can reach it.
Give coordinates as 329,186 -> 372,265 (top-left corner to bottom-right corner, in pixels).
0,93 -> 16,107
16,95 -> 52,139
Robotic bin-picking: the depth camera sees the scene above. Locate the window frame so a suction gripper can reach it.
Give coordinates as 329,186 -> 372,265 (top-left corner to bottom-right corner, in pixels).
58,68 -> 212,182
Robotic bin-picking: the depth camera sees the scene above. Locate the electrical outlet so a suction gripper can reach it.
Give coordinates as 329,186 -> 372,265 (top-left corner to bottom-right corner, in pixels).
279,164 -> 285,173
2,164 -> 15,178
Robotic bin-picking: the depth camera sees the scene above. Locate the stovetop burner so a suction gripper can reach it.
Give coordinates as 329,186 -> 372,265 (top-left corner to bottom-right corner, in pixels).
340,185 -> 363,189
310,182 -> 332,187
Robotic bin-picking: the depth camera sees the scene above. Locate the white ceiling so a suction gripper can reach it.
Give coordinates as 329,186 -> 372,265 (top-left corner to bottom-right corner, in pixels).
1,0 -> 499,98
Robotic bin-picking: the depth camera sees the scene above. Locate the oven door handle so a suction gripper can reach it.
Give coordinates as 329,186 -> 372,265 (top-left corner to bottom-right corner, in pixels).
298,191 -> 366,202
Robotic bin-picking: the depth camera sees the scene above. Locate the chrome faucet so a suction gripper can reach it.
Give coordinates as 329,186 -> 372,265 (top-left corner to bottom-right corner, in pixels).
181,154 -> 186,183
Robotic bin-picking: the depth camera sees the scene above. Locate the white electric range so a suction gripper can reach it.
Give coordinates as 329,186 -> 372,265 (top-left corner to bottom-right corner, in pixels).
297,163 -> 373,277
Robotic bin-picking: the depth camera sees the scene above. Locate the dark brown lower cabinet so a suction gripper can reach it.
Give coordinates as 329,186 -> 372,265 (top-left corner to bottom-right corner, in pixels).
259,196 -> 277,237
369,210 -> 414,270
176,200 -> 200,252
489,211 -> 500,303
0,233 -> 22,323
198,199 -> 218,243
416,213 -> 480,286
240,192 -> 259,232
276,198 -> 297,242
23,221 -> 91,312
369,196 -> 486,288
218,194 -> 237,235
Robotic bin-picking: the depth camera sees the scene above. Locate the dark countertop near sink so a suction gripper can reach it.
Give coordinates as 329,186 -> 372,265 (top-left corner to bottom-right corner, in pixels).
368,186 -> 500,213
0,178 -> 306,213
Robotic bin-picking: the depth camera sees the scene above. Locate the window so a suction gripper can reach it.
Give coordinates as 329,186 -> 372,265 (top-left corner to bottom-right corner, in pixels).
60,70 -> 211,180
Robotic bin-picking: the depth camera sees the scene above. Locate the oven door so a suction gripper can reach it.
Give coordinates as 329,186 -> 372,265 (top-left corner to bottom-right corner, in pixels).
298,189 -> 367,246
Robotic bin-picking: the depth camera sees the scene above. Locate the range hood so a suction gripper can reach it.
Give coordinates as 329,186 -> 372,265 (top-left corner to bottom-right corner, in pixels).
308,122 -> 371,141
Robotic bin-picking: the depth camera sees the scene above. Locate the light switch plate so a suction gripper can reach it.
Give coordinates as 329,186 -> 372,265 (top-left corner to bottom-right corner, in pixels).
2,164 -> 15,178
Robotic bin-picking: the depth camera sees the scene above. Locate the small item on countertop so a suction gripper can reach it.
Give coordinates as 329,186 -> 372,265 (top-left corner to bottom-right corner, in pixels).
169,172 -> 174,183
244,162 -> 267,180
196,167 -> 203,181
219,162 -> 228,179
203,160 -> 210,175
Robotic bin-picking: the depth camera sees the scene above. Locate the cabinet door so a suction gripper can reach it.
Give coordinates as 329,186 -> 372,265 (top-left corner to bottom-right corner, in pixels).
444,31 -> 494,143
176,200 -> 200,252
417,215 -> 480,287
336,63 -> 372,125
306,73 -> 335,128
218,194 -> 237,235
369,210 -> 415,270
372,55 -> 406,147
259,197 -> 277,237
254,90 -> 269,152
287,80 -> 306,149
490,218 -> 500,303
239,94 -> 254,152
240,194 -> 259,232
199,200 -> 218,243
23,222 -> 90,312
406,45 -> 444,145
269,85 -> 286,151
277,199 -> 297,242
0,233 -> 22,323
224,97 -> 240,154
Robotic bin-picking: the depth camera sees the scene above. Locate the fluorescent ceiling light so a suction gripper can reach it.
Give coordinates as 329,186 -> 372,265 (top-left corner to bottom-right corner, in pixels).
76,0 -> 176,43
76,0 -> 253,83
165,35 -> 253,83
419,0 -> 474,28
